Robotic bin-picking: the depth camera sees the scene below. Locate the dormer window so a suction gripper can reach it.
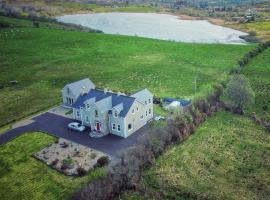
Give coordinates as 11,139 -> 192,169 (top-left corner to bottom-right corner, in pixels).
95,110 -> 98,117
114,111 -> 118,118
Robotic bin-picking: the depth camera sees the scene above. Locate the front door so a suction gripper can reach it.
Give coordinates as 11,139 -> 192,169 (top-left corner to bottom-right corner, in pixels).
95,122 -> 101,132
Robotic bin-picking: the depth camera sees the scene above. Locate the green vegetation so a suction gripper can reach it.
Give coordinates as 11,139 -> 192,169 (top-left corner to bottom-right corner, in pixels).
0,132 -> 105,200
122,111 -> 270,200
242,48 -> 270,121
0,16 -> 254,126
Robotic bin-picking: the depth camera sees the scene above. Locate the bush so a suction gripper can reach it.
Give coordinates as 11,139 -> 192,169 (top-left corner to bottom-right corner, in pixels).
95,156 -> 110,168
77,167 -> 87,176
50,159 -> 59,166
222,74 -> 254,114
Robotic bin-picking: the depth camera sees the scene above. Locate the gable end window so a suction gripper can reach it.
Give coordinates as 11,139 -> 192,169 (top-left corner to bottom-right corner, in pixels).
117,124 -> 121,132
136,107 -> 139,112
132,109 -> 135,114
114,111 -> 118,118
112,123 -> 116,130
128,124 -> 132,131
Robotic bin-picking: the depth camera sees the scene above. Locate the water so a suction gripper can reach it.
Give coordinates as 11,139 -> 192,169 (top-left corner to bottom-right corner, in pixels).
56,12 -> 248,44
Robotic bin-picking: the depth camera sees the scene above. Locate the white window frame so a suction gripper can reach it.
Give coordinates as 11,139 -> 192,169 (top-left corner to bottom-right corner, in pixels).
140,114 -> 144,120
132,109 -> 135,114
95,110 -> 98,117
145,101 -> 147,105
136,107 -> 139,112
149,108 -> 151,115
112,123 -> 116,130
85,116 -> 90,123
149,99 -> 151,104
76,110 -> 80,117
146,110 -> 148,117
117,124 -> 121,132
86,103 -> 90,109
114,111 -> 118,118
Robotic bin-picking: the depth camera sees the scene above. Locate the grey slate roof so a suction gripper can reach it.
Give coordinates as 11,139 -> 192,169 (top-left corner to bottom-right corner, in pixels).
131,88 -> 153,105
64,78 -> 95,97
72,89 -> 135,117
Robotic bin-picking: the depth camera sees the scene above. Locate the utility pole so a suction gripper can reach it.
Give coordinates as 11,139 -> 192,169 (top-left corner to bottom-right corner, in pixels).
193,77 -> 197,96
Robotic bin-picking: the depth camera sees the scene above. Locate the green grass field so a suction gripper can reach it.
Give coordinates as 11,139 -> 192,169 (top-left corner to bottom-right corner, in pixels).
0,132 -> 104,200
242,48 -> 270,121
0,16 -> 254,126
122,111 -> 270,200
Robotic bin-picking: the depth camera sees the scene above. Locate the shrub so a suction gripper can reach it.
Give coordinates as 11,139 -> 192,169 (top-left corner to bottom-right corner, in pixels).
77,167 -> 87,176
95,156 -> 110,168
222,74 -> 255,114
50,159 -> 59,166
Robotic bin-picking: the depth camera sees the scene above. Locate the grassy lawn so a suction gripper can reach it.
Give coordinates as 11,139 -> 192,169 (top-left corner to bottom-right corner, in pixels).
0,16 -> 254,126
122,111 -> 270,200
242,48 -> 270,121
0,132 -> 104,200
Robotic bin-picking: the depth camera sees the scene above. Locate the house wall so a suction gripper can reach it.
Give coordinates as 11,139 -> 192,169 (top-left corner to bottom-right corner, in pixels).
73,105 -> 109,135
62,86 -> 77,106
109,114 -> 125,137
123,100 -> 148,138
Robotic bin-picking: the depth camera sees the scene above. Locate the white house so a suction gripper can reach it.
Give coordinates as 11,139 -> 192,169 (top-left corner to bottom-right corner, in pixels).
62,78 -> 153,138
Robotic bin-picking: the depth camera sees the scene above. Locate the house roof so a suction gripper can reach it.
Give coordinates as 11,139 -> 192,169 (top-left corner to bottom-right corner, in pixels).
64,78 -> 95,97
131,88 -> 153,105
72,89 -> 136,117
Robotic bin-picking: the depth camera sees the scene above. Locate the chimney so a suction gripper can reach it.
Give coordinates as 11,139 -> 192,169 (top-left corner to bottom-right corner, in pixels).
81,86 -> 87,95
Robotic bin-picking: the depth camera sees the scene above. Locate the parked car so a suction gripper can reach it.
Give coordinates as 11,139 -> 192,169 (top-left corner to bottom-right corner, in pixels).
68,122 -> 86,132
154,116 -> 166,121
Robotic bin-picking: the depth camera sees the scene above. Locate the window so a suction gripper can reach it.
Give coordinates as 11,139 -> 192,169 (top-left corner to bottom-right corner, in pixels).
128,124 -> 132,131
145,101 -> 147,105
95,110 -> 98,117
85,116 -> 89,123
132,109 -> 135,114
140,115 -> 144,120
149,99 -> 151,104
76,110 -> 80,117
114,111 -> 118,118
86,104 -> 90,109
112,123 -> 116,130
149,108 -> 151,115
117,124 -> 121,132
136,107 -> 139,112
146,110 -> 148,117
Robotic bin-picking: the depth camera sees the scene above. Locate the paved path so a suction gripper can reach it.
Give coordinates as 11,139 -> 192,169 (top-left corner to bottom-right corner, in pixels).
0,112 -> 149,157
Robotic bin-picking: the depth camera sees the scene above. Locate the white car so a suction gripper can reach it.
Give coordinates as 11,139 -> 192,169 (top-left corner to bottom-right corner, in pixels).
68,122 -> 86,132
154,116 -> 166,121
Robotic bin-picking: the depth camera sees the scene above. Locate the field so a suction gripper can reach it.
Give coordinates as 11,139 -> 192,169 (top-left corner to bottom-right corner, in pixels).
122,111 -> 270,200
0,132 -> 104,200
0,16 -> 254,126
242,48 -> 270,121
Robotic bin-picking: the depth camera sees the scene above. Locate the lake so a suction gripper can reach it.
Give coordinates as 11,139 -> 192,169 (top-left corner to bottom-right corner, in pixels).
56,13 -> 248,44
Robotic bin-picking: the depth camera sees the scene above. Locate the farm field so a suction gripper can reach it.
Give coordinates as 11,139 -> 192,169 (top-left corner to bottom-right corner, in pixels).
122,111 -> 270,200
242,48 -> 270,121
0,16 -> 254,126
0,132 -> 104,200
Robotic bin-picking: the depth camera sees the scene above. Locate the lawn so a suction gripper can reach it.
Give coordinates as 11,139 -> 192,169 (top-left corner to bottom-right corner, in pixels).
0,16 -> 254,126
242,48 -> 270,121
0,132 -> 105,200
122,111 -> 270,200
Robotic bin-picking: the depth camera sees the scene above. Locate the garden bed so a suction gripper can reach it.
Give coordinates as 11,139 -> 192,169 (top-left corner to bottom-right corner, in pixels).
34,138 -> 108,176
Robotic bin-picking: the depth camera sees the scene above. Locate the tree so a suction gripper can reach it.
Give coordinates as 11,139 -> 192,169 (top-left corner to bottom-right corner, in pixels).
223,74 -> 254,114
